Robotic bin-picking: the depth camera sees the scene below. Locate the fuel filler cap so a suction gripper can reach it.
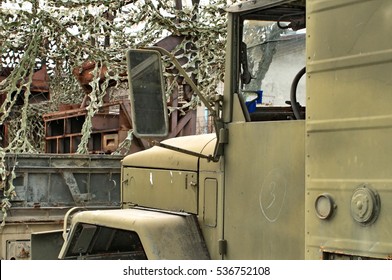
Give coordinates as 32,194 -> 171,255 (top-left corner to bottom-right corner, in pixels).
350,184 -> 380,225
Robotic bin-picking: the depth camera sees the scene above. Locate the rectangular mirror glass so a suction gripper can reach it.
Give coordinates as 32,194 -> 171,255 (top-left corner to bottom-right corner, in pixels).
127,49 -> 168,138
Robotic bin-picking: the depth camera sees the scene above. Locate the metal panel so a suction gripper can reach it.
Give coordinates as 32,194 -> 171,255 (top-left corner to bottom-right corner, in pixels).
198,140 -> 224,260
122,133 -> 216,171
0,154 -> 122,260
59,208 -> 210,260
306,0 -> 392,259
226,0 -> 302,13
6,240 -> 30,260
224,121 -> 305,259
203,178 -> 218,227
123,167 -> 198,214
31,230 -> 64,260
3,153 -> 122,210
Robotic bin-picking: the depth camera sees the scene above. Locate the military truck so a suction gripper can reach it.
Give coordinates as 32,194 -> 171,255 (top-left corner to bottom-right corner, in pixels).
40,0 -> 392,260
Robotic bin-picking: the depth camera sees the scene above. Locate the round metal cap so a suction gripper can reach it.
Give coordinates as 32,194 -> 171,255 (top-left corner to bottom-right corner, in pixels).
350,185 -> 380,225
315,193 -> 335,220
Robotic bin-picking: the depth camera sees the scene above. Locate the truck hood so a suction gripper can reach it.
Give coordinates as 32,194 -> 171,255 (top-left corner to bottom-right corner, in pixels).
58,208 -> 210,260
122,133 -> 217,171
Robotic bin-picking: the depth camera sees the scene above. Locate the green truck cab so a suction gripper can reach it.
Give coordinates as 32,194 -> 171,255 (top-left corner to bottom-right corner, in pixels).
54,0 -> 392,260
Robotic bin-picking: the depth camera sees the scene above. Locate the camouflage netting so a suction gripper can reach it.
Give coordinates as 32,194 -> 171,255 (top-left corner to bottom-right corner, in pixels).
0,0 -> 238,224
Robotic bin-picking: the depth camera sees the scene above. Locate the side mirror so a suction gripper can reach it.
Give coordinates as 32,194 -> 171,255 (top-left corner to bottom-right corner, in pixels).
126,49 -> 169,138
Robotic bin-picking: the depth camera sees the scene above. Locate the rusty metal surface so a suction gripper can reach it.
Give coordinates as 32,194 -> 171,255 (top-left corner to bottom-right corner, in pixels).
0,62 -> 51,149
1,153 -> 122,212
6,240 -> 31,260
0,35 -> 196,152
0,65 -> 50,102
43,99 -> 196,154
43,100 -> 132,154
0,153 -> 123,260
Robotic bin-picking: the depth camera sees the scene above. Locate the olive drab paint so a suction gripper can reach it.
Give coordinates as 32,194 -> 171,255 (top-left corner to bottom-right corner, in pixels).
51,0 -> 392,260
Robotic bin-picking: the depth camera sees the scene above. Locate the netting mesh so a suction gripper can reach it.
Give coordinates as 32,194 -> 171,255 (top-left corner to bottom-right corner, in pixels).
0,0 -> 237,224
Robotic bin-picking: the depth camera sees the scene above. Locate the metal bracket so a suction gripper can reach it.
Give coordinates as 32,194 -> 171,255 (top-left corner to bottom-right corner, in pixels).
62,172 -> 92,204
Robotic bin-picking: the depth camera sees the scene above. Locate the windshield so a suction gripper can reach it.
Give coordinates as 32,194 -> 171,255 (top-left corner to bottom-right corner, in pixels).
241,20 -> 306,107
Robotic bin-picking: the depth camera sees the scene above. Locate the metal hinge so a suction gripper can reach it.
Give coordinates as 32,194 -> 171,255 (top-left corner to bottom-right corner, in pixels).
218,128 -> 228,144
218,239 -> 227,255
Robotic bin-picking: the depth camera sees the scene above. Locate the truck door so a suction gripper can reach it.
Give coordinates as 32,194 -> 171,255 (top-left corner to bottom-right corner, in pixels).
222,1 -> 306,260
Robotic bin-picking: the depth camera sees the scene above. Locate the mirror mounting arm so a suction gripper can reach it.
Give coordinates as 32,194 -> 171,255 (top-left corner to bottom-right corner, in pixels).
153,141 -> 215,162
144,46 -> 216,114
144,46 -> 224,163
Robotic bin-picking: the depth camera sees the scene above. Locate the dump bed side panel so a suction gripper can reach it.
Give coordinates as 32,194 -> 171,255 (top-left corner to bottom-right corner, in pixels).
1,154 -> 122,259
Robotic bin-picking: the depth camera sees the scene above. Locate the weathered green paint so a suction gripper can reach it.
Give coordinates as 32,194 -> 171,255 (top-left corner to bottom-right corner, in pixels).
59,208 -> 210,260
224,121 -> 305,259
305,0 -> 392,260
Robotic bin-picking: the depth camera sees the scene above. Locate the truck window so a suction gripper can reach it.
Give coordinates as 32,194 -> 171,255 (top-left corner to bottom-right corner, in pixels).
63,223 -> 147,260
240,19 -> 306,121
